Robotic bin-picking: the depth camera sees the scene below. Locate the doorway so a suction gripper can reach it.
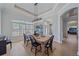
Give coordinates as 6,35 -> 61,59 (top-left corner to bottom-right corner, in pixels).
61,8 -> 78,55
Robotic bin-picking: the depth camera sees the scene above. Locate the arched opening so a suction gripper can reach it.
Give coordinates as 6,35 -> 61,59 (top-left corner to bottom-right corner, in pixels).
60,7 -> 78,55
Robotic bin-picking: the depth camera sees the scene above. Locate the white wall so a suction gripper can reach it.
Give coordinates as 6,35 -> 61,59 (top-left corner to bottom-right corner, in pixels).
1,8 -> 12,37
51,15 -> 61,43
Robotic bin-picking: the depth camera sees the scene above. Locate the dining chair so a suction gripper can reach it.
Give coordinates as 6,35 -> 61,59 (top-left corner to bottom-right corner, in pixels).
44,35 -> 54,56
29,35 -> 42,56
0,36 -> 6,55
34,31 -> 39,37
23,33 -> 31,46
5,36 -> 12,49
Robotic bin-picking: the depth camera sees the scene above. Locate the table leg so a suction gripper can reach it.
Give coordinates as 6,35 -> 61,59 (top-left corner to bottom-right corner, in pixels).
41,42 -> 46,55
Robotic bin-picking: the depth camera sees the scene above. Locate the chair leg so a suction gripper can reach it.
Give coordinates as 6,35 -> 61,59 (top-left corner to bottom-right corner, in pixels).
47,48 -> 49,56
10,42 -> 12,49
40,45 -> 42,52
26,40 -> 29,46
35,47 -> 37,56
44,48 -> 49,56
44,48 -> 47,55
50,47 -> 52,52
31,46 -> 33,51
24,40 -> 26,44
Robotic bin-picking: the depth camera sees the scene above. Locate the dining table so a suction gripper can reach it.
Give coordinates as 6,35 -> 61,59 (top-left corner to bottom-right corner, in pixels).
33,35 -> 50,55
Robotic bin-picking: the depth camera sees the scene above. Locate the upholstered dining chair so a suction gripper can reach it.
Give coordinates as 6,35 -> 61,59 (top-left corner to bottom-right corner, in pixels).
29,35 -> 41,56
0,36 -> 6,55
0,35 -> 12,47
44,35 -> 54,56
5,36 -> 12,49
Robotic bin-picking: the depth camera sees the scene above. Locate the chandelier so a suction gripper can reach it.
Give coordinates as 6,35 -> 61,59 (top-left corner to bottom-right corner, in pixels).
32,3 -> 42,22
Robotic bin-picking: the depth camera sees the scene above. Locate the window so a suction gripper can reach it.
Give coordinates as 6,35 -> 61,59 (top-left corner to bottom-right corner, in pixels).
12,23 -> 20,36
19,24 -> 26,36
12,22 -> 33,37
34,25 -> 43,35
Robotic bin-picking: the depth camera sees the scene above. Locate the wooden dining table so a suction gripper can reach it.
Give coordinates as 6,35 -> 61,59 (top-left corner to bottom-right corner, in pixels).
33,35 -> 49,43
33,35 -> 50,55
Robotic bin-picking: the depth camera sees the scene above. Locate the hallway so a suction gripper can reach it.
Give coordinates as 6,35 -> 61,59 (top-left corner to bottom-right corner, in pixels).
62,34 -> 77,55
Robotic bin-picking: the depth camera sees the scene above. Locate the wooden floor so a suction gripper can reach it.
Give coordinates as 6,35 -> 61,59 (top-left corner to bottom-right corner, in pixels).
2,34 -> 77,56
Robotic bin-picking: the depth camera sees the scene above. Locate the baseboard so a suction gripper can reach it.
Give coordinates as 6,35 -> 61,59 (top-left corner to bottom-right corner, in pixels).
77,51 -> 79,56
54,39 -> 62,44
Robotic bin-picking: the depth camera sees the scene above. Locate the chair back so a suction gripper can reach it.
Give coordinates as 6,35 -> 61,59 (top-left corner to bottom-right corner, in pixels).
23,33 -> 29,41
29,35 -> 36,44
28,35 -> 31,40
46,35 -> 54,47
23,34 -> 26,41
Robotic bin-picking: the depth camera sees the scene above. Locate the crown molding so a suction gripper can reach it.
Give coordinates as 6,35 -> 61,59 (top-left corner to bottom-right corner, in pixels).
14,4 -> 37,16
